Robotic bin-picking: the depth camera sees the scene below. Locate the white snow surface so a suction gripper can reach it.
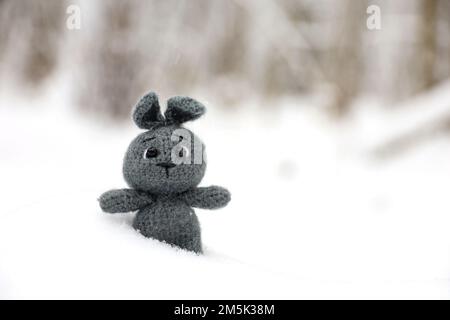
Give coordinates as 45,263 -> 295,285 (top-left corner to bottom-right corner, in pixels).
1,84 -> 450,299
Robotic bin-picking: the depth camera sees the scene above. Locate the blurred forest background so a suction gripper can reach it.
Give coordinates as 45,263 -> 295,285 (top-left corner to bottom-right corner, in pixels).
0,0 -> 449,119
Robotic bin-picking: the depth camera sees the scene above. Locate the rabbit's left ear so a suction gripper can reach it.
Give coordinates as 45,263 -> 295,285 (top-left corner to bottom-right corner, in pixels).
165,96 -> 206,124
132,92 -> 164,129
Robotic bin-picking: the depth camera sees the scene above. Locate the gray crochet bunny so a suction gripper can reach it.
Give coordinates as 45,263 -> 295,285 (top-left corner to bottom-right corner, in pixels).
99,92 -> 230,253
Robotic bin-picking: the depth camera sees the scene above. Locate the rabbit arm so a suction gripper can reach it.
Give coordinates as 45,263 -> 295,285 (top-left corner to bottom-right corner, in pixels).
182,186 -> 231,209
99,189 -> 153,213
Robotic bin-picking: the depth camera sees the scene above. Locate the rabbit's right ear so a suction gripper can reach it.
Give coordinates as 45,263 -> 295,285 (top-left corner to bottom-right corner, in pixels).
132,92 -> 164,129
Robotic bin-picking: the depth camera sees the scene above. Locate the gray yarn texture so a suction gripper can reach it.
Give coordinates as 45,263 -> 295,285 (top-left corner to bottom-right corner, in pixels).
99,92 -> 230,253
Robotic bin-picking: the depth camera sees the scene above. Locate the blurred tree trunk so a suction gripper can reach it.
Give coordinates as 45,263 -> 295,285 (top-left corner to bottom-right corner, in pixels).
77,1 -> 144,119
22,1 -> 64,85
327,0 -> 365,117
0,0 -> 8,63
0,0 -> 64,86
389,0 -> 438,102
447,0 -> 450,80
415,0 -> 438,92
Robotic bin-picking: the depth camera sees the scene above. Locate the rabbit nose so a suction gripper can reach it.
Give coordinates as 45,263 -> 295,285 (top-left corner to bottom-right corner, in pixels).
157,162 -> 176,168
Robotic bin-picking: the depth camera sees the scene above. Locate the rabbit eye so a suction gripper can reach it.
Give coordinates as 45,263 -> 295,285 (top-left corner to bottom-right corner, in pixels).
178,146 -> 189,158
144,147 -> 159,159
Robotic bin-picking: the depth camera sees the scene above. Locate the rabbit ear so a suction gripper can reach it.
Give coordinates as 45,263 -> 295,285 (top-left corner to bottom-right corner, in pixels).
132,92 -> 164,129
165,96 -> 206,124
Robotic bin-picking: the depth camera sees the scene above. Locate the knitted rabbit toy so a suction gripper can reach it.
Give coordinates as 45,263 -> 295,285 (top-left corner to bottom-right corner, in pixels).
99,92 -> 230,253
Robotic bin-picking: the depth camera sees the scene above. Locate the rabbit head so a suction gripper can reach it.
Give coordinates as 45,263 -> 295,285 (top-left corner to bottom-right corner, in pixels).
123,92 -> 207,194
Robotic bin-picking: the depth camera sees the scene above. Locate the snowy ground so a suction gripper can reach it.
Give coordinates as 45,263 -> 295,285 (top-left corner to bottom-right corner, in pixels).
1,83 -> 450,299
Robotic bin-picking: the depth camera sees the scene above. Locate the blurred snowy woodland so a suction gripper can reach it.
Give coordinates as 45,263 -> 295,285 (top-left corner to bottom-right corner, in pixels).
1,0 -> 450,299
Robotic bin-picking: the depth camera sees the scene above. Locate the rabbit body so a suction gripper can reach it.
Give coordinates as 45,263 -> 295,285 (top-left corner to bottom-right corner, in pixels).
133,194 -> 202,253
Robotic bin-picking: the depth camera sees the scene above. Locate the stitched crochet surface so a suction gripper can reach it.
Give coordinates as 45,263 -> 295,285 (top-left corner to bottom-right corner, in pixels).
99,92 -> 231,253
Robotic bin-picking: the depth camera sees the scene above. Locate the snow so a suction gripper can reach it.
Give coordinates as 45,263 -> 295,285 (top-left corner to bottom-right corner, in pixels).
1,83 -> 450,299
352,82 -> 450,150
